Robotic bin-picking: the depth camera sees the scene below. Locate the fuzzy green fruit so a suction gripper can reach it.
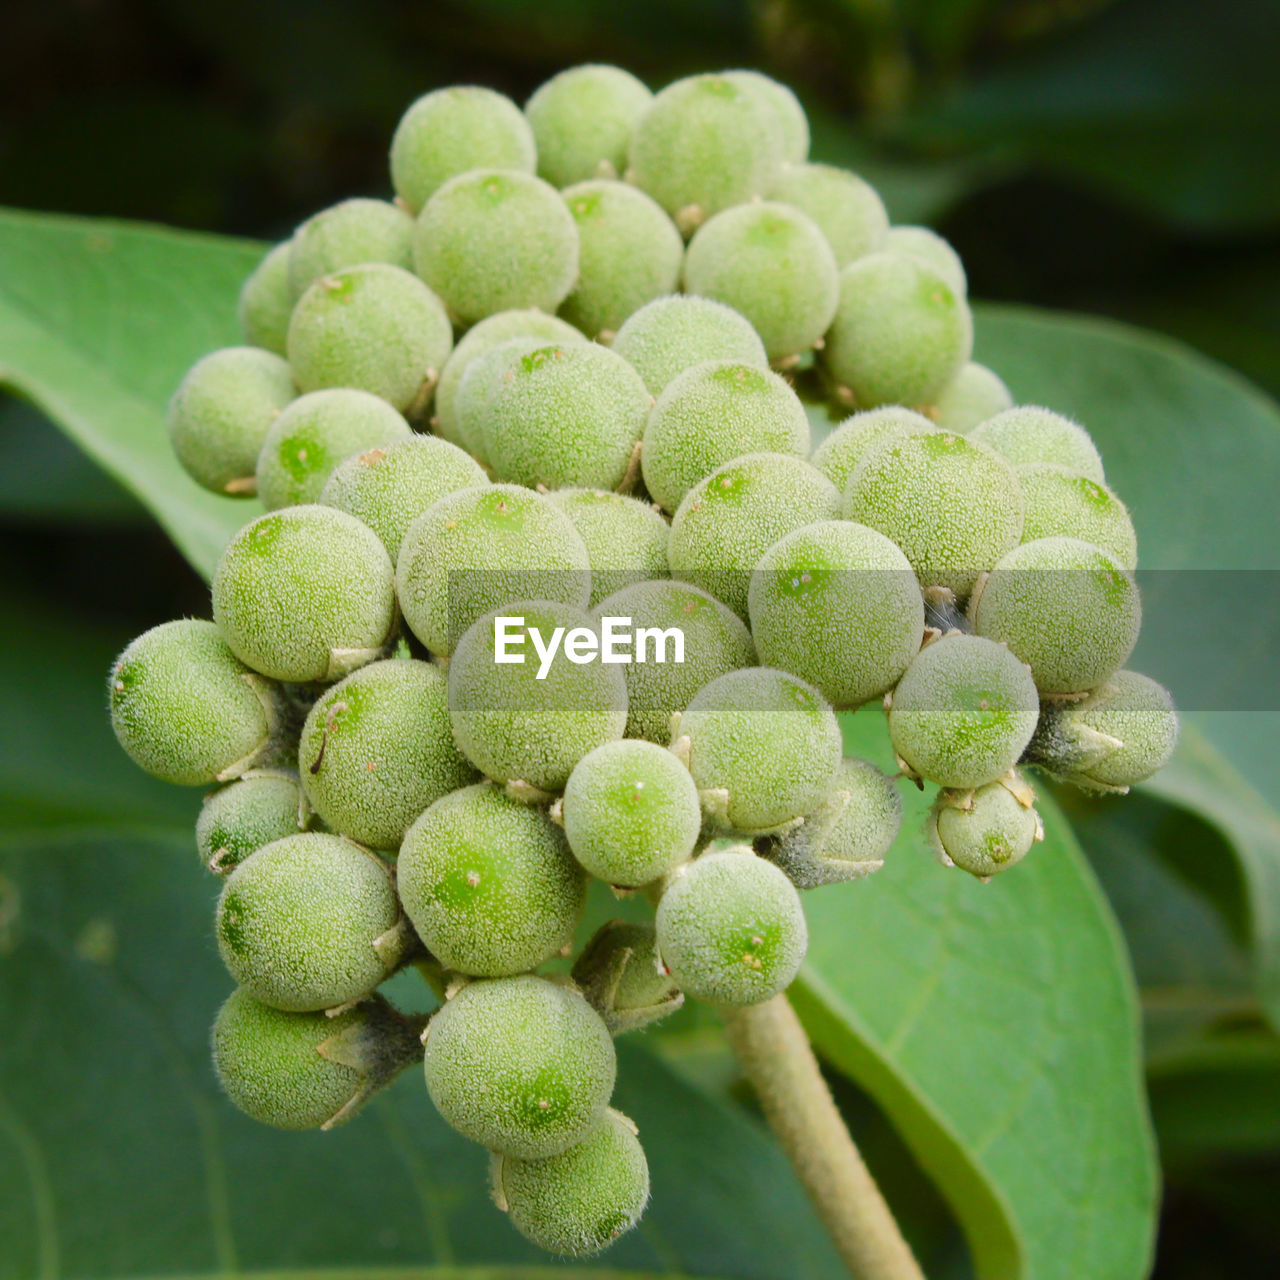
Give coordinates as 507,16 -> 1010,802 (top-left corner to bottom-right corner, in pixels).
571,921 -> 683,1035
882,226 -> 967,295
546,488 -> 670,607
287,198 -> 415,299
1016,464 -> 1138,568
237,242 -> 293,355
769,163 -> 888,268
932,361 -> 1013,431
453,336 -> 552,467
196,770 -> 306,875
722,70 -> 808,164
809,406 -> 933,495
968,407 -> 1105,483
930,774 -> 1042,879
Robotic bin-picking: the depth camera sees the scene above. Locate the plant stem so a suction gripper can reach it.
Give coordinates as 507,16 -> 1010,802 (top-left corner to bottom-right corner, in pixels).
721,994 -> 925,1280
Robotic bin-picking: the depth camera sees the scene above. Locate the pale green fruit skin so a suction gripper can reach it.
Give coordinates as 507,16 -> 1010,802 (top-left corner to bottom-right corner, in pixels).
809,406 -> 933,495
390,85 -> 536,214
216,833 -> 400,1012
882,226 -> 967,296
823,252 -> 973,409
888,633 -> 1040,789
546,488 -> 670,607
748,520 -> 925,708
610,294 -> 767,396
424,976 -> 617,1158
448,601 -> 628,792
769,163 -> 888,268
434,309 -> 585,450
109,619 -> 278,785
932,362 -> 1013,432
1016,464 -> 1137,569
482,342 -> 650,491
722,70 -> 809,164
683,202 -> 838,362
196,771 -> 305,874
591,580 -> 756,743
559,180 -> 684,338
454,336 -> 551,467
168,346 -> 296,495
562,740 -> 701,886
643,363 -> 811,515
396,485 -> 590,657
398,784 -> 586,975
668,453 -> 841,619
678,667 -> 842,831
971,537 -> 1141,695
299,658 -> 478,851
238,242 -> 294,355
656,848 -> 808,1004
526,65 -> 654,188
968,407 -> 1105,483
287,264 -> 453,413
931,779 -> 1039,878
319,434 -> 488,561
843,428 -> 1025,599
212,505 -> 396,683
627,73 -> 784,229
494,1108 -> 650,1256
256,388 -> 412,510
412,169 -> 579,327
287,198 -> 415,299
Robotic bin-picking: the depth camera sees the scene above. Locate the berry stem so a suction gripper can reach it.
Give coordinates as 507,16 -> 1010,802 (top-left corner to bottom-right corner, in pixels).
721,994 -> 924,1280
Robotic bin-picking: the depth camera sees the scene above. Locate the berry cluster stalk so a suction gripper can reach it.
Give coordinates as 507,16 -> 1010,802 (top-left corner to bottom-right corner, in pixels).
722,995 -> 924,1280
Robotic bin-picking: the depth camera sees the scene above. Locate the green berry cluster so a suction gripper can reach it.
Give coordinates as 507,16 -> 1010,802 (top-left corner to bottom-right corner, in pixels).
114,63 -> 1178,1258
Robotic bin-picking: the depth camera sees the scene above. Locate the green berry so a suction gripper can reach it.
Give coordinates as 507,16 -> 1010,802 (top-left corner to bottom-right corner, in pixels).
722,70 -> 809,164
932,361 -> 1013,431
256,388 -> 412,510
970,537 -> 1141,695
930,773 -> 1042,879
968,407 -> 1105,483
843,428 -> 1025,599
748,520 -> 925,708
683,202 -> 838,362
424,975 -> 616,1158
769,163 -> 888,268
212,505 -> 396,683
610,293 -> 768,397
398,784 -> 586,975
167,346 -> 296,496
299,658 -> 477,851
643,363 -> 811,515
674,667 -> 841,832
526,65 -> 653,188
319,434 -> 488,561
809,406 -> 933,495
109,619 -> 283,785
823,252 -> 973,409
196,770 -> 306,875
559,180 -> 684,338
237,242 -> 294,355
412,169 -> 579,327
561,740 -> 701,886
287,198 -> 415,299
546,488 -> 670,607
390,86 -> 536,214
591,579 -> 756,743
287,264 -> 452,415
1016,464 -> 1138,568
482,342 -> 650,491
668,453 -> 841,619
882,226 -> 967,296
396,485 -> 590,657
453,336 -> 553,467
887,633 -> 1040,789
448,601 -> 627,793
493,1108 -> 650,1256
655,847 -> 808,1004
571,921 -> 683,1034
216,833 -> 405,1012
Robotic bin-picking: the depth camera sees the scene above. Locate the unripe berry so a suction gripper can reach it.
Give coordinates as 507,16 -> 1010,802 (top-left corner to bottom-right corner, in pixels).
453,336 -> 554,467
931,361 -> 1014,432
412,169 -> 579,326
546,488 -> 670,607
390,86 -> 536,214
168,346 -> 296,496
492,1108 -> 650,1256
970,537 -> 1141,695
398,783 -> 586,975
1016,464 -> 1138,569
968,407 -> 1105,483
673,667 -> 841,832
213,505 -> 397,683
882,225 -> 967,296
769,163 -> 889,268
424,975 -> 616,1158
287,198 -> 415,299
683,202 -> 838,362
287,264 -> 452,415
643,362 -> 811,514
237,242 -> 293,355
930,772 -> 1043,879
571,921 -> 683,1034
196,770 -> 307,875
216,833 -> 406,1012
655,847 -> 808,1004
722,70 -> 809,164
887,633 -> 1040,789
809,406 -> 933,495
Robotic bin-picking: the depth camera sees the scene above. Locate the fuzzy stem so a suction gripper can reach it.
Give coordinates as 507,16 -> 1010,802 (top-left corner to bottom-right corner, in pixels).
721,994 -> 924,1280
